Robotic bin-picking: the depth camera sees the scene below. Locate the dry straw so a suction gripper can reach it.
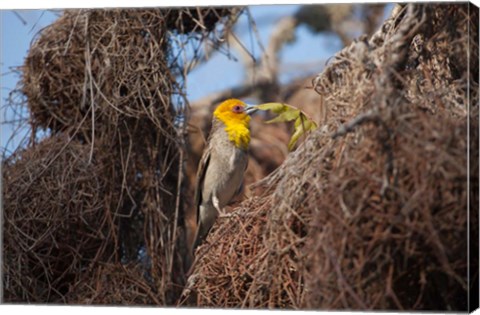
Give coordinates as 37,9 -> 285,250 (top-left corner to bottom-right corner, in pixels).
2,3 -> 477,309
182,3 -> 478,310
3,7 -> 239,304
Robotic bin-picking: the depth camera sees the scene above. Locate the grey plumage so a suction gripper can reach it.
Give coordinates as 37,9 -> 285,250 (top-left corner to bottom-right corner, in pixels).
191,119 -> 248,253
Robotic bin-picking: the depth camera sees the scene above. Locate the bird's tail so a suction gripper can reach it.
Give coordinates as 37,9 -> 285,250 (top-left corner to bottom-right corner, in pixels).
191,221 -> 204,256
191,204 -> 217,256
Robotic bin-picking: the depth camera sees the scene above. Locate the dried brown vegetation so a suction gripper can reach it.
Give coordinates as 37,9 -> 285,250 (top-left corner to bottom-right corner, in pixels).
2,3 -> 477,310
181,3 -> 478,311
3,136 -> 114,302
3,7 -> 238,304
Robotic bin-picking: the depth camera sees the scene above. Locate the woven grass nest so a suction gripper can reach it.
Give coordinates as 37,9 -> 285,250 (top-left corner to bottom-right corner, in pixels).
22,8 -> 233,135
3,7 -> 237,304
2,136 -> 116,302
2,3 -> 477,309
181,3 -> 478,310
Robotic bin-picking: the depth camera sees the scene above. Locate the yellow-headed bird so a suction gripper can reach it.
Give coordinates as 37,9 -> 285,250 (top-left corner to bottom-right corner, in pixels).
191,99 -> 257,254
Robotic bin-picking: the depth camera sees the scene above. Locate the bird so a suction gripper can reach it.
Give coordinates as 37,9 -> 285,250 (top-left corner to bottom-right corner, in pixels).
191,99 -> 258,254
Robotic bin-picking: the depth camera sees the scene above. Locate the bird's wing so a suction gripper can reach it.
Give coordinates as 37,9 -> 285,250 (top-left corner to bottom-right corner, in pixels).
194,142 -> 211,224
235,156 -> 249,196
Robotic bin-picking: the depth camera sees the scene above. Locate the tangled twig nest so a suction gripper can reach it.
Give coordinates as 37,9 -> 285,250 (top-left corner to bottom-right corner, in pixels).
22,8 -> 233,135
3,136 -> 116,302
182,3 -> 478,310
65,263 -> 165,305
3,7 -> 239,304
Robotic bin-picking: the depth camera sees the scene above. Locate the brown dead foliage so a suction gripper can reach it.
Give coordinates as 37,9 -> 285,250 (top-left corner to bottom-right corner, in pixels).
182,3 -> 478,311
3,7 -> 238,304
65,263 -> 163,305
3,136 -> 115,302
22,8 -> 232,135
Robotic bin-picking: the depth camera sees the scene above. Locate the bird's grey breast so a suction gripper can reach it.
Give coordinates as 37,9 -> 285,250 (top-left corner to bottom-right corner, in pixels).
203,126 -> 248,208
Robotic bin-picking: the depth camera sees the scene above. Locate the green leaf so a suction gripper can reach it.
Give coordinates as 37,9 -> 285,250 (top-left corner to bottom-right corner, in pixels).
253,102 -> 318,150
288,126 -> 303,150
294,114 -> 317,130
266,109 -> 300,124
256,102 -> 301,123
288,115 -> 317,150
256,102 -> 287,114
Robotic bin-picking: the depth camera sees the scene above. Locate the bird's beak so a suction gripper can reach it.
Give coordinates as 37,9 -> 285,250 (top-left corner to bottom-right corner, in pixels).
245,104 -> 258,115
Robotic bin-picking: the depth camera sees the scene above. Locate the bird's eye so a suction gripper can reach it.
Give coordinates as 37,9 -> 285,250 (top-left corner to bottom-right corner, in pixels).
232,105 -> 244,113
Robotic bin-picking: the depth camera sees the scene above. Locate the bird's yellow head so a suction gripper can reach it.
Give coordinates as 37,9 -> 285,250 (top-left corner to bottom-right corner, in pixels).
213,99 -> 256,150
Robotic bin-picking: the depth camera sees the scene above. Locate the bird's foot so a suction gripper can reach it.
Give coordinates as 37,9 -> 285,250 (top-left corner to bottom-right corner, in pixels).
212,195 -> 228,216
219,211 -> 238,218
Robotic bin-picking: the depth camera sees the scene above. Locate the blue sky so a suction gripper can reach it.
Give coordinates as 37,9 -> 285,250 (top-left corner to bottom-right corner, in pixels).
1,10 -> 59,154
0,5 -> 350,154
186,5 -> 343,102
